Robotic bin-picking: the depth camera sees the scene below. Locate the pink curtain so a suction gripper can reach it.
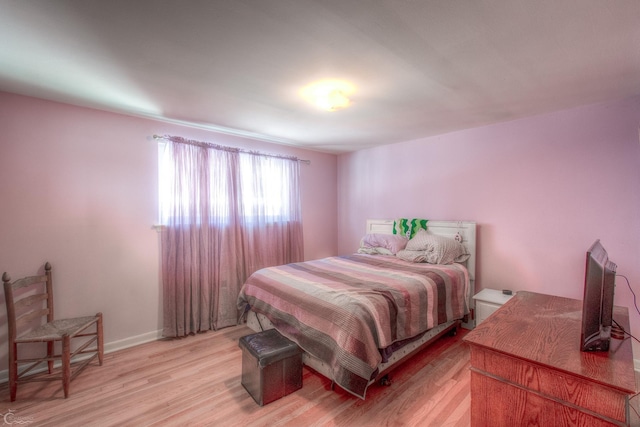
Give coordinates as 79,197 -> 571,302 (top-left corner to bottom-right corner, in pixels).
159,138 -> 303,337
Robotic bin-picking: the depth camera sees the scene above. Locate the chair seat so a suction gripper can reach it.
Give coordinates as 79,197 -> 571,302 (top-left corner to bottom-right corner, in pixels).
16,316 -> 98,342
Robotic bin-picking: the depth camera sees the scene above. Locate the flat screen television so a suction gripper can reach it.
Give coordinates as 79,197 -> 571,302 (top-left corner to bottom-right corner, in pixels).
580,239 -> 616,352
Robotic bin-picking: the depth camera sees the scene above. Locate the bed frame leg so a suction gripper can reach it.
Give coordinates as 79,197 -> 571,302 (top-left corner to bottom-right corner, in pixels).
448,323 -> 459,337
379,374 -> 392,386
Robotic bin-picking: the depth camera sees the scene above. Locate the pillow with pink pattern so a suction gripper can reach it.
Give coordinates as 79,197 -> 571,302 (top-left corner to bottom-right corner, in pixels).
357,233 -> 409,255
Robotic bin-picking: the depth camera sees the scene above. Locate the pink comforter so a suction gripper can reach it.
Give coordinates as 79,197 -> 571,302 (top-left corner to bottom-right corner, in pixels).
237,254 -> 469,398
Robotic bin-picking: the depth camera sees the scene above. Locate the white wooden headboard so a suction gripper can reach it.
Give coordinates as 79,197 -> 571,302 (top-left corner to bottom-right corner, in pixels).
366,219 -> 477,328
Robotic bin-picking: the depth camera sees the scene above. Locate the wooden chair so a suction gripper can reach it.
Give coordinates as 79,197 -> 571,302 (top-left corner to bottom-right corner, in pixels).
2,262 -> 103,401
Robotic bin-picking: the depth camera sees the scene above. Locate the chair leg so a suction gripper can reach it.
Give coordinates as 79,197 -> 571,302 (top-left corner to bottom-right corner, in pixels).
62,335 -> 71,398
47,341 -> 55,373
96,312 -> 104,365
8,342 -> 17,402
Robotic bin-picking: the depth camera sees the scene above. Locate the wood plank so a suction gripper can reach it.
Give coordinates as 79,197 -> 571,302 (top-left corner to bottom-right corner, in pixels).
1,324 -> 639,426
0,325 -> 468,426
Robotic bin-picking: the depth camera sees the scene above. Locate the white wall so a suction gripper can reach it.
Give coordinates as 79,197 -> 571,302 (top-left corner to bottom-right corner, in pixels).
0,91 -> 338,377
338,96 -> 640,356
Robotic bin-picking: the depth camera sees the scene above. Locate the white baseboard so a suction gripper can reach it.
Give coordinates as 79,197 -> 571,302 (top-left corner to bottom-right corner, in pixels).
0,329 -> 163,384
104,329 -> 163,354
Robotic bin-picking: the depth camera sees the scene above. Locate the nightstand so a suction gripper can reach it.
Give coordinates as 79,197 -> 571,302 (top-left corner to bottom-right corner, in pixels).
473,288 -> 515,325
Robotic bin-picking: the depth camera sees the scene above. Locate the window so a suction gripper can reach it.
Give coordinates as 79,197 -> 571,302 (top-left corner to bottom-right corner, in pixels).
158,142 -> 300,226
157,136 -> 304,335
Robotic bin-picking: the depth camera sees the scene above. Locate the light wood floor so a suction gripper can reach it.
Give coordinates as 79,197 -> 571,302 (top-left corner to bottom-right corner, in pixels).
1,326 -> 639,427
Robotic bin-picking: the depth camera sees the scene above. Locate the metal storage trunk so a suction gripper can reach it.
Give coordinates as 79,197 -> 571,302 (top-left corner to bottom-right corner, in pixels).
239,329 -> 303,406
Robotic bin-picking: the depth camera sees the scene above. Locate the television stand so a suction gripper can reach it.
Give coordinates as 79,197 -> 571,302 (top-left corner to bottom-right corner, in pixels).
464,291 -> 636,426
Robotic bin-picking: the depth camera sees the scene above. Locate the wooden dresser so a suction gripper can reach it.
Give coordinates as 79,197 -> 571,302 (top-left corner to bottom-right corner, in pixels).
463,291 -> 636,426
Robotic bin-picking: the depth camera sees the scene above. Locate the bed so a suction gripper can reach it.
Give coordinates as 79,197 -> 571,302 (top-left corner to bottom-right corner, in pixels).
237,219 -> 476,399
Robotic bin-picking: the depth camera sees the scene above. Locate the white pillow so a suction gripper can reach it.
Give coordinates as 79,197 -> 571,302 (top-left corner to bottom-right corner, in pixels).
404,229 -> 470,264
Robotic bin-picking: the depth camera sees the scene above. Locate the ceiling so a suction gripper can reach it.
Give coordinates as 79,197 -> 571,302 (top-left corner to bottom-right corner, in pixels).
1,1 -> 639,153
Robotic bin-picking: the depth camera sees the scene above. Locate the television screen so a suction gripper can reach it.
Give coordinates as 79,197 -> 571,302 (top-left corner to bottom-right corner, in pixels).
580,240 -> 616,352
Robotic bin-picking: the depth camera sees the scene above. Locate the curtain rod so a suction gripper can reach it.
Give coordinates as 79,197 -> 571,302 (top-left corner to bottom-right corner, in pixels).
152,134 -> 311,165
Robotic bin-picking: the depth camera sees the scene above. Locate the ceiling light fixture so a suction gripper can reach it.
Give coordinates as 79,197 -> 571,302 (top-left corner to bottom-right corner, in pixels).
301,79 -> 355,112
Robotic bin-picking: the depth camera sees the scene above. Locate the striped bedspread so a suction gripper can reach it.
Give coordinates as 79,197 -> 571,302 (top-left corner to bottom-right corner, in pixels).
237,254 -> 469,398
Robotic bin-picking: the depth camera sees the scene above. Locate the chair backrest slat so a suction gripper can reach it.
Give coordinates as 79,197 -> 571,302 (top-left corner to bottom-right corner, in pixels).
14,293 -> 49,313
3,263 -> 54,340
11,275 -> 48,290
16,308 -> 51,327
